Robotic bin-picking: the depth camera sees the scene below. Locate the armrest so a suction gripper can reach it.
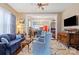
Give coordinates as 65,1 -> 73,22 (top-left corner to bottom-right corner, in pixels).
0,42 -> 6,44
9,39 -> 21,46
40,35 -> 45,38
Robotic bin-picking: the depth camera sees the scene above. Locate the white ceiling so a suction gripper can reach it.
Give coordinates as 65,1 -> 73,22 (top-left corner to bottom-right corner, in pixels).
8,3 -> 78,13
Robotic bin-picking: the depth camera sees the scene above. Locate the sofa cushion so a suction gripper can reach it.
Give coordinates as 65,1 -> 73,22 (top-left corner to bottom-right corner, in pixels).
7,34 -> 16,41
9,39 -> 21,46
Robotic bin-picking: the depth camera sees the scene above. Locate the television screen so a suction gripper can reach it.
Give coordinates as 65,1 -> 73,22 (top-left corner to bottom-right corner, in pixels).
64,16 -> 78,26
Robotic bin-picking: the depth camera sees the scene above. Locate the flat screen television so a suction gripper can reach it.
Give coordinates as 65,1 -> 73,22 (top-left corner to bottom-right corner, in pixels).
64,15 -> 78,26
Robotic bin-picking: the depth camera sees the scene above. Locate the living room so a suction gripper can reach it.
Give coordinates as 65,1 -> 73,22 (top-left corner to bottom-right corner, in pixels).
0,3 -> 79,55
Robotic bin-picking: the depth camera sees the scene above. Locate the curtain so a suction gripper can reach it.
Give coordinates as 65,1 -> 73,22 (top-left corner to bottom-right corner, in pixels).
0,7 -> 16,34
3,9 -> 11,34
10,14 -> 16,34
0,8 -> 4,34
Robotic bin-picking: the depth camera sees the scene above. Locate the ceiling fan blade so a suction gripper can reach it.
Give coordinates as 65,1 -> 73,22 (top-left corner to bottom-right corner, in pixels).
42,3 -> 48,6
37,3 -> 48,6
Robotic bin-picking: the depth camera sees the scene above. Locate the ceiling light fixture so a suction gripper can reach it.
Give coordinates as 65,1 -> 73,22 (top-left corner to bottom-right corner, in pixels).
37,3 -> 48,10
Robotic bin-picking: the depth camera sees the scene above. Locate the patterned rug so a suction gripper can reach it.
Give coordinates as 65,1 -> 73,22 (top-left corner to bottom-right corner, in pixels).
18,40 -> 79,55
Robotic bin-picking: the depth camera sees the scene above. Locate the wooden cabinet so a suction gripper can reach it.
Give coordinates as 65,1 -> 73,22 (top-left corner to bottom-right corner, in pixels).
70,33 -> 79,49
57,32 -> 79,50
57,32 -> 69,45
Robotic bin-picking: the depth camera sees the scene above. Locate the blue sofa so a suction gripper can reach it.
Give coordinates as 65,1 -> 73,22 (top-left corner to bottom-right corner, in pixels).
0,34 -> 25,55
32,31 -> 52,55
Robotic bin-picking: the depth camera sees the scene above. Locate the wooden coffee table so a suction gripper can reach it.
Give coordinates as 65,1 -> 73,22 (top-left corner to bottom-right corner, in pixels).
20,38 -> 32,52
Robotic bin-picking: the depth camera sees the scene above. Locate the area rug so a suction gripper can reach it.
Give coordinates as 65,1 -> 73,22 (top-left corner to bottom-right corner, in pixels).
18,40 -> 79,55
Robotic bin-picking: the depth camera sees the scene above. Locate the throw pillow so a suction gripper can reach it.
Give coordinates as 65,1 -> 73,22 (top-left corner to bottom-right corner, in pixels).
16,35 -> 21,40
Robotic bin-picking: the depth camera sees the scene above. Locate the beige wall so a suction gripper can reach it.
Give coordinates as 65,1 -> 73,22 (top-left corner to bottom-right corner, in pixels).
0,3 -> 25,34
0,3 -> 18,16
57,13 -> 62,32
62,4 -> 79,31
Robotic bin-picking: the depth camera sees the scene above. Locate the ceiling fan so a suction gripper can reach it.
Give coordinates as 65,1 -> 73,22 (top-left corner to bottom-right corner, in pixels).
37,3 -> 48,10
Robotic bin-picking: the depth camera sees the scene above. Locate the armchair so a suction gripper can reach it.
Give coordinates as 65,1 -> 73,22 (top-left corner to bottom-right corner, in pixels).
32,32 -> 52,55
